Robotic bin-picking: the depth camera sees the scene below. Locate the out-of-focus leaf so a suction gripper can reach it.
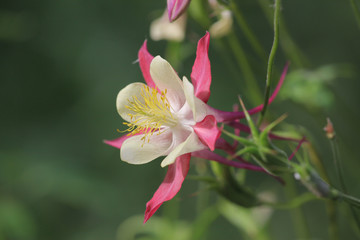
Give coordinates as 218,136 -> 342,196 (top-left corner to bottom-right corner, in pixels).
0,198 -> 36,240
218,198 -> 273,240
279,64 -> 354,110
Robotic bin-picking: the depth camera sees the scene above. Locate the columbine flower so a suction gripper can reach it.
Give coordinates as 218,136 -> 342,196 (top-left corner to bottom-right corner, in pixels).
167,0 -> 191,22
106,32 -> 220,222
105,32 -> 290,223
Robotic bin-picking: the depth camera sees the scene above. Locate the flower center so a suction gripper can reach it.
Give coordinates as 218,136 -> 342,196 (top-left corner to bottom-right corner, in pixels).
122,86 -> 177,144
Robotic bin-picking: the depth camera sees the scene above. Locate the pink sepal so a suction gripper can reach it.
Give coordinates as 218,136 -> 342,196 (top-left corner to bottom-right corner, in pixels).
209,62 -> 289,122
104,131 -> 146,149
192,150 -> 264,172
193,115 -> 220,151
104,135 -> 133,149
288,137 -> 307,161
191,32 -> 212,103
215,138 -> 235,154
144,153 -> 191,223
138,40 -> 156,88
192,150 -> 285,184
167,0 -> 191,22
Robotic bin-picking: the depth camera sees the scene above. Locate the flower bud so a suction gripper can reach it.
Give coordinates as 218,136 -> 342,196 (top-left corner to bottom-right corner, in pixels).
323,117 -> 335,139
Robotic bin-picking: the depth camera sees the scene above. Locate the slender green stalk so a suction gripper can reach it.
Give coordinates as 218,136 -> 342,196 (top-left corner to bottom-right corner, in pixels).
257,0 -> 308,67
305,144 -> 339,240
284,174 -> 310,239
330,139 -> 347,193
337,191 -> 360,208
329,134 -> 360,232
195,160 -> 210,215
226,32 -> 263,104
350,0 -> 360,29
165,41 -> 182,69
229,0 -> 267,61
326,199 -> 339,240
257,0 -> 281,126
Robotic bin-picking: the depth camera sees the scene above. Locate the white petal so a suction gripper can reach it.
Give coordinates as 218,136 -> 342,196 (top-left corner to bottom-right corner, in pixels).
182,76 -> 208,122
160,131 -> 206,167
150,56 -> 185,111
120,131 -> 173,165
116,82 -> 148,122
150,10 -> 186,42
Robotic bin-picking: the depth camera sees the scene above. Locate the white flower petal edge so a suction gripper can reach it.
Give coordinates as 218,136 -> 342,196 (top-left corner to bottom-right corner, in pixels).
160,131 -> 206,167
116,82 -> 148,123
150,56 -> 185,111
121,130 -> 173,165
182,76 -> 207,122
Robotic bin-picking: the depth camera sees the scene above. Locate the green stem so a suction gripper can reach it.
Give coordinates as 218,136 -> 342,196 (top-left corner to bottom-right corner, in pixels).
165,41 -> 182,69
229,0 -> 267,62
257,0 -> 308,68
257,0 -> 281,126
226,32 -> 263,104
330,138 -> 347,193
337,191 -> 360,208
195,160 -> 210,216
305,144 -> 339,240
326,199 -> 339,240
284,174 -> 310,239
330,137 -> 360,232
350,0 -> 360,29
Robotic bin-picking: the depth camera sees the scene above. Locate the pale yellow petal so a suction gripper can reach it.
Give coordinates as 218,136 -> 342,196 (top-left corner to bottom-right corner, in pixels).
150,56 -> 185,111
121,130 -> 172,165
116,82 -> 148,122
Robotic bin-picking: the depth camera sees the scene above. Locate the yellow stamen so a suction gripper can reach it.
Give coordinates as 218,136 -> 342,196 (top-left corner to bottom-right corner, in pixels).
121,86 -> 177,144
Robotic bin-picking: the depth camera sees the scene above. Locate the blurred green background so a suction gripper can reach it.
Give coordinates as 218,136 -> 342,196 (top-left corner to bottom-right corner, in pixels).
0,0 -> 359,239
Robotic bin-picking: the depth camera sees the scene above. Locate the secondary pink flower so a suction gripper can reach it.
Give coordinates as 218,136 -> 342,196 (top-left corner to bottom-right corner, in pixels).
105,32 -> 220,222
167,0 -> 191,22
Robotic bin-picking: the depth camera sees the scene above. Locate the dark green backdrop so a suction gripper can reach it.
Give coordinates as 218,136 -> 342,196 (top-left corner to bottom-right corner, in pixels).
0,0 -> 359,239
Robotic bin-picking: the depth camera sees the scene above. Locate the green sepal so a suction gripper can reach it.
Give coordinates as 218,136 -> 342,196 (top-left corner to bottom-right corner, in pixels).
259,114 -> 288,147
238,96 -> 260,143
222,129 -> 255,146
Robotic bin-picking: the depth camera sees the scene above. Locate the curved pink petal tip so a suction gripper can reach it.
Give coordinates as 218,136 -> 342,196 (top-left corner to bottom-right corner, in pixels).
104,135 -> 132,149
144,153 -> 191,223
138,40 -> 156,88
191,32 -> 211,103
167,0 -> 191,22
193,115 -> 220,151
104,132 -> 145,149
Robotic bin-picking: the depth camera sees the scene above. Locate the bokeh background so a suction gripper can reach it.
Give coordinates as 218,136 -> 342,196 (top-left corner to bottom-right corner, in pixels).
1,0 -> 359,239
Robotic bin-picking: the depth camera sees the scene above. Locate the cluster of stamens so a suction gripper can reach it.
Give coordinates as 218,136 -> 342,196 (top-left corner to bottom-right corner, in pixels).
121,86 -> 177,145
